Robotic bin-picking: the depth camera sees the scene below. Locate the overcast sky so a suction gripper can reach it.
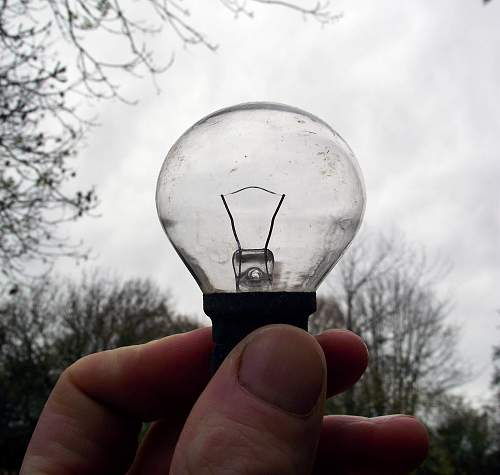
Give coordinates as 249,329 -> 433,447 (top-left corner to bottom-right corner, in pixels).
56,0 -> 500,403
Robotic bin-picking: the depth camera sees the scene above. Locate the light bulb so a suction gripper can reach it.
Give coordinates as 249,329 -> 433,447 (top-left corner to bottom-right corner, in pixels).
156,102 -> 365,368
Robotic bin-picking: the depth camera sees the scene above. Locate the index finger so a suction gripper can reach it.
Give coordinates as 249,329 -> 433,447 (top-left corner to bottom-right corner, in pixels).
21,327 -> 213,475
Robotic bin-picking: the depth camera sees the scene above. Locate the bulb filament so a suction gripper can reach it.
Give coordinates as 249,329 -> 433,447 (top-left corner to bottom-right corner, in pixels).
221,186 -> 285,291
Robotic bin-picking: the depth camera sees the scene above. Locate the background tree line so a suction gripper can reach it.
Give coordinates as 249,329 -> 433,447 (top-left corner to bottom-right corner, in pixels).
0,272 -> 198,471
1,235 -> 499,473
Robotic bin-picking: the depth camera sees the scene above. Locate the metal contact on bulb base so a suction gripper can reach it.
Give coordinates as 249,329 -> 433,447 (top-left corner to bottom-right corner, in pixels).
203,292 -> 317,372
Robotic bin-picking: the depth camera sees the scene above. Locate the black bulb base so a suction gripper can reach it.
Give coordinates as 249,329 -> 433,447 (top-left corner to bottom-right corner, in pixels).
203,292 -> 317,372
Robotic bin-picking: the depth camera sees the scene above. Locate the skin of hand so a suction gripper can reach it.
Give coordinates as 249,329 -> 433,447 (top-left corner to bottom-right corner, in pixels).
21,325 -> 429,475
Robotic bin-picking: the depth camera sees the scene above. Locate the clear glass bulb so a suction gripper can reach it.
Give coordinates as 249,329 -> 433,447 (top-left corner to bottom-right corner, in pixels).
156,102 -> 365,294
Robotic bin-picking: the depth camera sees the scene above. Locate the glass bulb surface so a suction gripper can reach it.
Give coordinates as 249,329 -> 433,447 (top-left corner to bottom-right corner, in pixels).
156,102 -> 365,293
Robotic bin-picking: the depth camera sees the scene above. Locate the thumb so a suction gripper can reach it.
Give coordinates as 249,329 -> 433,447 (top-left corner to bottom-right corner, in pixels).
170,325 -> 326,475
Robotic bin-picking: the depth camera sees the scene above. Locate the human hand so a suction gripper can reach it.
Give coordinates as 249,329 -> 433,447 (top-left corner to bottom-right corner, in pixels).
21,325 -> 428,474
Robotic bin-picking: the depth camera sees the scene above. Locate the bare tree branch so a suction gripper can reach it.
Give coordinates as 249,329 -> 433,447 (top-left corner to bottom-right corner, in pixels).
0,0 -> 340,287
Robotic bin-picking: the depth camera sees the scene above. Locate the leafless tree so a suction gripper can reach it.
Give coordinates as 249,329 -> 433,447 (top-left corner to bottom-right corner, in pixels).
312,234 -> 466,417
0,0 -> 341,286
55,270 -> 198,363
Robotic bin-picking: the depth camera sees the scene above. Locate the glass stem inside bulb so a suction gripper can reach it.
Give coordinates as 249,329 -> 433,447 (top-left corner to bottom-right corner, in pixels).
232,248 -> 274,291
221,187 -> 285,292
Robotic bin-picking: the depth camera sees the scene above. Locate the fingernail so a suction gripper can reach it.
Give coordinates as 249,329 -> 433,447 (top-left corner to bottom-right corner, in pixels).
238,326 -> 324,415
372,414 -> 417,422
